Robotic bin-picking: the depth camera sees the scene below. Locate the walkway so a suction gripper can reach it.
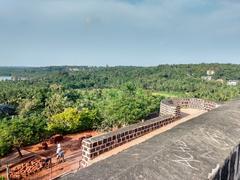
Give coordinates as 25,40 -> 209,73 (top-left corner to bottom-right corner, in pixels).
61,100 -> 240,180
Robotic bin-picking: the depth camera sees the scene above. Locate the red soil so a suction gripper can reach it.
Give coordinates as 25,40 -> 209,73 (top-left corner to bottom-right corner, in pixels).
0,130 -> 102,180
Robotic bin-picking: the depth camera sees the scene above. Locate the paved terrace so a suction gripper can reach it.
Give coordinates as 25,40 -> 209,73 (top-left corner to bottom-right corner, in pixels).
61,100 -> 240,180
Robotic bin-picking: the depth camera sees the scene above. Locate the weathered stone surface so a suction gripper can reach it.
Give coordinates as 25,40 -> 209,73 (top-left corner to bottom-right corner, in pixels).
61,100 -> 240,180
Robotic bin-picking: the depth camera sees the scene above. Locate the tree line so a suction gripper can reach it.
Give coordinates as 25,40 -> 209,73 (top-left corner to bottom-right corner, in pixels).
0,64 -> 239,157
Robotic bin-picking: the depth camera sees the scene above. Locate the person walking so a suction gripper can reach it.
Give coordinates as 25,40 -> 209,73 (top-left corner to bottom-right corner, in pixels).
56,143 -> 65,163
56,143 -> 61,156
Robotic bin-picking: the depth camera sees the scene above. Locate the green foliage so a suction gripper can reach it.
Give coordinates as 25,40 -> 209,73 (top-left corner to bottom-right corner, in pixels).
6,116 -> 46,147
0,115 -> 47,157
44,93 -> 68,118
0,121 -> 11,157
8,117 -> 33,149
48,108 -> 81,133
80,109 -> 101,131
0,176 -> 6,180
48,108 -> 99,134
96,86 -> 164,130
0,64 -> 240,157
0,141 -> 11,157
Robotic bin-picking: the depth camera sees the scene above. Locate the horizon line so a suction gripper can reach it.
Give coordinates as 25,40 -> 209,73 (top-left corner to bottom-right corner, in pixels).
0,62 -> 239,68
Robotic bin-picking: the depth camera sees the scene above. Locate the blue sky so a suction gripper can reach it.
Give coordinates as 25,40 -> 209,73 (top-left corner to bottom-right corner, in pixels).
0,0 -> 240,66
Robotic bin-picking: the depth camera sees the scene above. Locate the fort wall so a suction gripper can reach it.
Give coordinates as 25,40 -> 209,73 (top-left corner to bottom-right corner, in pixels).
81,115 -> 176,167
81,98 -> 218,167
160,98 -> 218,117
159,99 -> 181,117
61,100 -> 240,180
211,144 -> 240,180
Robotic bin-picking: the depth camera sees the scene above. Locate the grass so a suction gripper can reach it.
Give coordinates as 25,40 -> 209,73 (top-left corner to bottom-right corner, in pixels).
152,91 -> 185,98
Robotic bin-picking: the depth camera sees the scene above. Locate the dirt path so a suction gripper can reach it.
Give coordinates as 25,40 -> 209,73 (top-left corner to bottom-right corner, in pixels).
0,150 -> 35,172
27,130 -> 101,180
0,131 -> 101,180
28,150 -> 82,180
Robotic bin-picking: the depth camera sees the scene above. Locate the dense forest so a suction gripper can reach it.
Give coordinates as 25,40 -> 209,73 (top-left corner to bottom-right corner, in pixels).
0,64 -> 239,157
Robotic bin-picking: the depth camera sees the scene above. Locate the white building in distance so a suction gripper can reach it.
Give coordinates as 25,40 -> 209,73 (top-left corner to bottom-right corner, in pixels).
201,76 -> 212,81
207,70 -> 215,76
227,80 -> 239,86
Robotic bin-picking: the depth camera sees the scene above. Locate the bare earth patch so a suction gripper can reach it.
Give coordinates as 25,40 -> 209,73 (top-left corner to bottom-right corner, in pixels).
0,131 -> 101,180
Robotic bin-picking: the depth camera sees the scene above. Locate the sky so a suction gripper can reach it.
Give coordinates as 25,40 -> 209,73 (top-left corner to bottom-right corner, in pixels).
0,0 -> 240,66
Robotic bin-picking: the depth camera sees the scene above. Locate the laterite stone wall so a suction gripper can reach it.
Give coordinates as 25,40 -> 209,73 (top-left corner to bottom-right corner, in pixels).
160,98 -> 218,117
211,144 -> 240,180
172,98 -> 219,111
81,98 -> 218,167
81,115 -> 176,167
160,99 -> 181,117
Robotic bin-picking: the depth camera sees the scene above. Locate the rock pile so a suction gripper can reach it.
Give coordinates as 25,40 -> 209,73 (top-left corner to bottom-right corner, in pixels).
50,134 -> 64,144
9,158 -> 44,180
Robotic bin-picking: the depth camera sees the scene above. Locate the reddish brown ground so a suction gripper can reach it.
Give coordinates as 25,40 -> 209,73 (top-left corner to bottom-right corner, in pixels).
0,130 -> 101,180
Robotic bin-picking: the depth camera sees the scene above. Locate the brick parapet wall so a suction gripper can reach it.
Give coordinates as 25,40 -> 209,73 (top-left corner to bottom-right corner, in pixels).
81,98 -> 218,167
172,98 -> 218,111
81,115 -> 176,167
160,100 -> 181,117
160,98 -> 218,116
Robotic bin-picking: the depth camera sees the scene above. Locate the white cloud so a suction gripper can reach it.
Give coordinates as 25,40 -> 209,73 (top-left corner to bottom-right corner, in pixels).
1,0 -> 239,40
0,0 -> 239,66
1,0 -> 239,28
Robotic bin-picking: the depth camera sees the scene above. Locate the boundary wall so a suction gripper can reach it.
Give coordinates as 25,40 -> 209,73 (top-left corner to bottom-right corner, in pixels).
81,115 -> 176,167
211,144 -> 240,180
160,98 -> 218,117
81,98 -> 218,167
